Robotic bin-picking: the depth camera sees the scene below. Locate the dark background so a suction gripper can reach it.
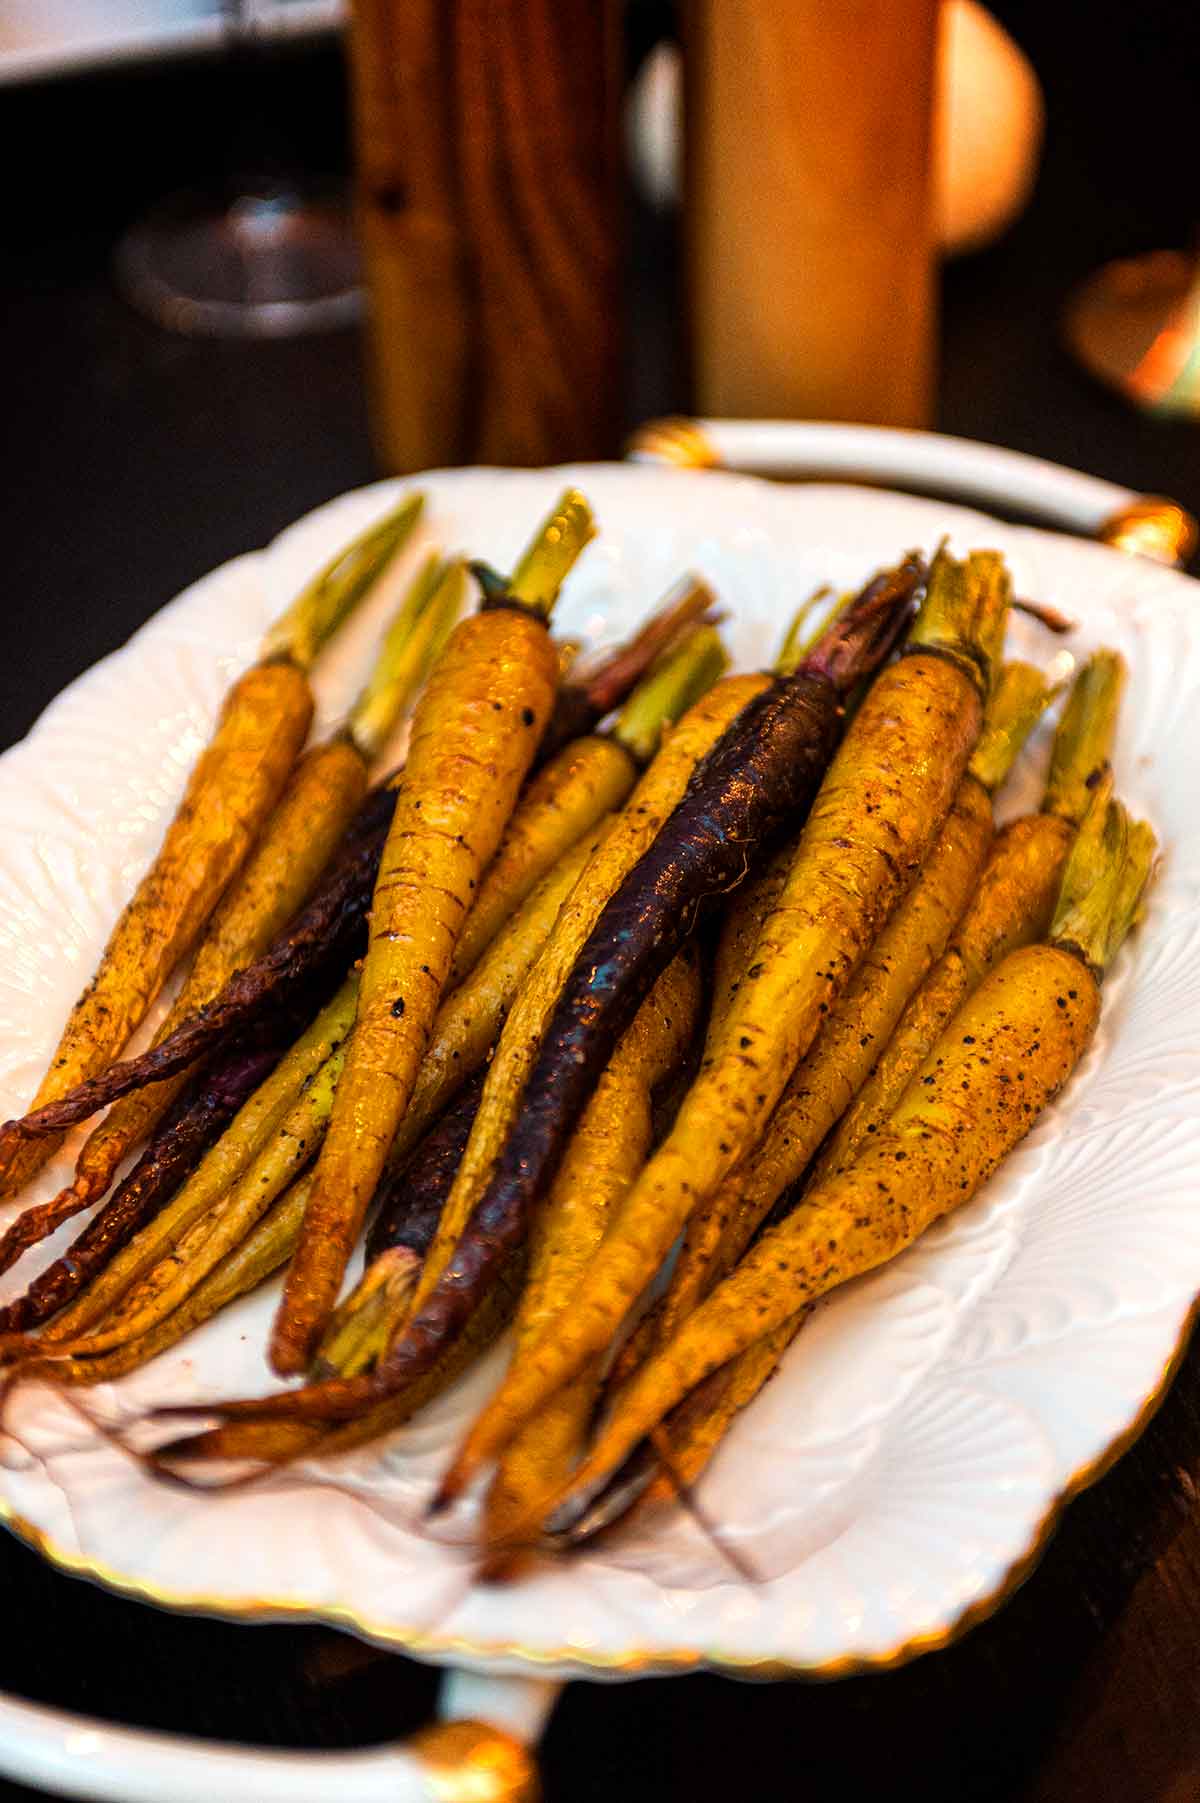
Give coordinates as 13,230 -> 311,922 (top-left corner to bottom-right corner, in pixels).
2,3 -> 1200,1798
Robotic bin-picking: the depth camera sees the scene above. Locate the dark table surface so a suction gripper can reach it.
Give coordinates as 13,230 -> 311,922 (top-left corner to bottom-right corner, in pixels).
3,6 -> 1200,1800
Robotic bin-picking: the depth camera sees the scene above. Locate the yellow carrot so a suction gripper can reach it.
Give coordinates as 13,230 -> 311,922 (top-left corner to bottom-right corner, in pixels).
0,492 -> 423,1203
35,978 -> 359,1346
650,658 -> 1058,1349
813,649 -> 1124,1184
554,784 -> 1155,1510
482,944 -> 701,1566
268,492 -> 593,1374
433,546 -> 1010,1506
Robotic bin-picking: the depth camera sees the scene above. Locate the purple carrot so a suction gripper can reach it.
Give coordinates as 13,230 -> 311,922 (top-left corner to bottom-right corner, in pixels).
314,1072 -> 486,1379
361,560 -> 919,1396
182,559 -> 920,1431
0,826 -> 383,1142
0,592 -> 716,1150
0,1047 -> 278,1335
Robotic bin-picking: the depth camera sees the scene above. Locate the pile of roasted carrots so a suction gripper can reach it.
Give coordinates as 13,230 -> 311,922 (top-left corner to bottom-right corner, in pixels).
0,486 -> 1156,1578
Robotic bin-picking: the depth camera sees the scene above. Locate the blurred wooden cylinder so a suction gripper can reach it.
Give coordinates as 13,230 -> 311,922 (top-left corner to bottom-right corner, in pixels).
349,0 -> 623,473
684,0 -> 940,428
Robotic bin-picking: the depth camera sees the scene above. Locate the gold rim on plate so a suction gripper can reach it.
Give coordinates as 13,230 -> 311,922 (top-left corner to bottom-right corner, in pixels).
2,1288 -> 1195,1683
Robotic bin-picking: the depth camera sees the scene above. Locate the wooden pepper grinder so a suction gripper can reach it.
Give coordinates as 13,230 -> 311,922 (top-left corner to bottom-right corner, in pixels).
683,0 -> 940,428
348,0 -> 623,472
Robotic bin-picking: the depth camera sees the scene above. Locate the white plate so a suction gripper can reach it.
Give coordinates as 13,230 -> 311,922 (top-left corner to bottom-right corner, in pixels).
0,463 -> 1197,1682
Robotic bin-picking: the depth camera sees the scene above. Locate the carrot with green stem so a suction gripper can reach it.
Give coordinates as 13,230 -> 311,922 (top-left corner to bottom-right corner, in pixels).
535,573 -> 717,761
812,647 -> 1124,1186
317,631 -> 728,1374
0,553 -> 462,1277
157,579 -> 883,1430
428,546 -> 1008,1506
144,952 -> 699,1476
267,489 -> 595,1375
0,492 -> 424,1202
545,781 -> 1156,1517
642,656 -> 1065,1354
450,616 -> 727,983
4,580 -> 711,1149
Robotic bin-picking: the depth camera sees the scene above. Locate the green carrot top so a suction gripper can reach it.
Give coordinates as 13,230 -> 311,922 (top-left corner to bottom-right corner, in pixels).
1041,649 -> 1127,825
608,624 -> 729,765
967,658 -> 1065,795
472,488 -> 597,621
261,491 -> 425,673
1049,773 -> 1157,978
346,555 -> 466,762
908,545 -> 1012,698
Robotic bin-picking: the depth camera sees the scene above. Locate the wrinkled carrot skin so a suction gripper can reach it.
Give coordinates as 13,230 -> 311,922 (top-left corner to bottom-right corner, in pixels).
436,646 -> 984,1500
316,1072 -> 486,1377
169,678 -> 772,1429
812,810 -> 1073,1184
483,946 -> 701,1565
31,1178 -> 314,1389
389,828 -> 607,1168
270,607 -> 560,1374
707,843 -> 794,1049
409,675 -> 771,1322
0,661 -> 313,1199
0,738 -> 368,1273
562,944 -> 1100,1504
36,980 -> 359,1347
0,1050 -> 278,1335
609,838 -> 796,1393
657,772 -> 995,1347
53,1043 -> 349,1360
3,787 -> 381,1156
449,736 -> 636,984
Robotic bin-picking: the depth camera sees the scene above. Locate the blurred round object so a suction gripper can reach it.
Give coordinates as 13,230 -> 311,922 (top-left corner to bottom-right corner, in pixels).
626,1 -> 1045,258
1065,249 -> 1200,418
116,189 -> 362,339
936,0 -> 1044,254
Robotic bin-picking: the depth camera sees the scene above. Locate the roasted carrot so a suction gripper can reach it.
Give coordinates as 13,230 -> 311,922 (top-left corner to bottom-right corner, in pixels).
449,623 -> 728,983
163,605 -> 824,1428
0,492 -> 423,1201
536,574 -> 716,762
21,978 -> 361,1350
376,559 -> 921,1429
315,1072 -> 487,1379
430,547 -> 1009,1505
647,657 -> 1059,1351
11,1179 -> 313,1390
268,490 -> 594,1375
0,555 -> 462,1277
0,1048 -> 280,1337
6,584 -> 710,1149
812,648 -> 1124,1184
551,781 -> 1155,1511
550,1312 -> 810,1550
481,947 -> 701,1571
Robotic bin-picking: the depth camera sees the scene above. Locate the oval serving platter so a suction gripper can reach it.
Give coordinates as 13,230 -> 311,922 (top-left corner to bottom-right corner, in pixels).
0,463 -> 1197,1681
